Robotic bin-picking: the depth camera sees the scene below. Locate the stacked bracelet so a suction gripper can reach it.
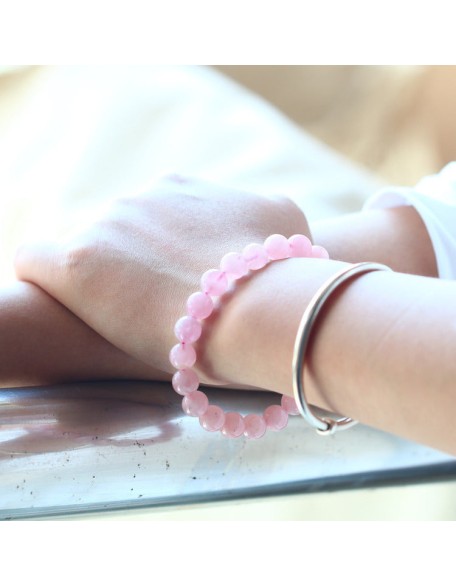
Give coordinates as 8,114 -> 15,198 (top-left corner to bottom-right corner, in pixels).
169,234 -> 391,440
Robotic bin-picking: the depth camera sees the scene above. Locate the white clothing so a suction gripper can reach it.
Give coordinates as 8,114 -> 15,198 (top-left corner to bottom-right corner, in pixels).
365,162 -> 456,279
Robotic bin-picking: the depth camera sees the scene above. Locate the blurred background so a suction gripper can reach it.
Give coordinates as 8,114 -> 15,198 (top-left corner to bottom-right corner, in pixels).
2,64 -> 456,520
217,65 -> 456,185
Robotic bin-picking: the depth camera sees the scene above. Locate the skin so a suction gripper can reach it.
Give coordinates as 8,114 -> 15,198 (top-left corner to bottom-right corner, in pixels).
0,280 -> 163,387
6,175 -> 455,454
12,175 -> 310,381
204,260 -> 456,453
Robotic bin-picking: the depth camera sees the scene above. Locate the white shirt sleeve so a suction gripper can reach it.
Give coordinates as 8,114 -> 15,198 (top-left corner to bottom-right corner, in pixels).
363,162 -> 456,279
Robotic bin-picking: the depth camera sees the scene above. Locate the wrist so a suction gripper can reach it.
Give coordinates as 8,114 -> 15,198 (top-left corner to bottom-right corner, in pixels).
195,257 -> 349,409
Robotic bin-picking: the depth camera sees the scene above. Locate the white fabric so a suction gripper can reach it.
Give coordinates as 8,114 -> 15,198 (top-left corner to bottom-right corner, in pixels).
0,65 -> 380,283
365,162 -> 456,280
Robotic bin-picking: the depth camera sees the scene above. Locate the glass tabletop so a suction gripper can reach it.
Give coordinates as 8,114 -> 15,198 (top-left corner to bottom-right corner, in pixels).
1,381 -> 455,519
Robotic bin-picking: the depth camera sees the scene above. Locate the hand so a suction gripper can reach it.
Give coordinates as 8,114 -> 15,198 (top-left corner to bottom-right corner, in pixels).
15,175 -> 310,382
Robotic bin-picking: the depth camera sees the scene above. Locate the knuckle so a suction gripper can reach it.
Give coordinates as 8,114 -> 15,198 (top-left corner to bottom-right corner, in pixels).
60,241 -> 96,276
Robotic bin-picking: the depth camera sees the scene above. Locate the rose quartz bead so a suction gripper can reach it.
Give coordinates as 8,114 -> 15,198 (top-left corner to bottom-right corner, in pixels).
281,395 -> 300,416
201,269 -> 229,296
186,292 -> 214,320
169,343 -> 197,369
289,234 -> 312,258
243,414 -> 267,439
182,390 -> 209,417
311,245 -> 330,259
242,243 -> 269,270
199,405 -> 226,432
221,412 -> 246,438
220,252 -> 249,279
264,234 -> 291,260
174,315 -> 202,343
172,369 -> 200,395
264,405 -> 288,431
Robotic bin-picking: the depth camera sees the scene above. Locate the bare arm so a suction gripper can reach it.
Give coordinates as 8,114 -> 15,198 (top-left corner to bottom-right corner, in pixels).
12,178 -> 454,455
200,205 -> 453,452
203,257 -> 456,455
311,205 -> 438,278
0,281 -> 168,387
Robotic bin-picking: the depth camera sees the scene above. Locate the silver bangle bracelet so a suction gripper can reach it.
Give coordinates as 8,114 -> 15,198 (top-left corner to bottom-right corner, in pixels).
292,261 -> 392,435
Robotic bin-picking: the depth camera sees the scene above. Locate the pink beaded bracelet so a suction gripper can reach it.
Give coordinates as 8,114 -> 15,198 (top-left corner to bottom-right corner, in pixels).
169,233 -> 330,440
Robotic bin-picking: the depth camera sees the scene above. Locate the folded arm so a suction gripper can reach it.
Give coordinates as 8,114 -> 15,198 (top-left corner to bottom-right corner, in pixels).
0,281 -> 167,387
6,195 -> 436,388
8,179 -> 449,455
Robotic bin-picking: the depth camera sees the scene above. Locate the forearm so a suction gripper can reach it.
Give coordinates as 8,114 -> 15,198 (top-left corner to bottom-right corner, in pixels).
0,282 -> 168,387
201,259 -> 456,455
306,268 -> 456,453
311,206 -> 438,277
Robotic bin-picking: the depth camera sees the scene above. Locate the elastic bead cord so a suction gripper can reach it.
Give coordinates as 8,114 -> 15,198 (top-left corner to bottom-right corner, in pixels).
169,233 -> 329,440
